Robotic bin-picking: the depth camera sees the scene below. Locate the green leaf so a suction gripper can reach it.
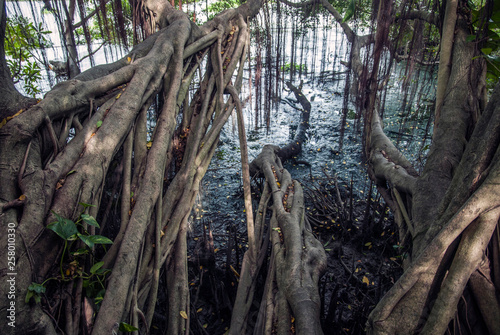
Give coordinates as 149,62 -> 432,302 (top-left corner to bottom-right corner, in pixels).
489,29 -> 500,41
90,261 -> 104,274
47,213 -> 78,240
26,282 -> 46,303
66,170 -> 76,176
28,282 -> 46,294
481,48 -> 493,55
119,322 -> 139,332
71,248 -> 89,256
492,9 -> 500,22
25,291 -> 33,303
78,234 -> 113,248
92,235 -> 113,244
487,72 -> 499,81
79,202 -> 96,209
96,288 -> 106,299
77,234 -> 94,248
81,214 -> 100,228
342,0 -> 356,23
466,35 -> 476,42
96,120 -> 103,128
95,267 -> 109,275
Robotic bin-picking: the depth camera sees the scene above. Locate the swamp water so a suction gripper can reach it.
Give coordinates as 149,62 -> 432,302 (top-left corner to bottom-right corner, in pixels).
193,17 -> 435,246
184,15 -> 435,333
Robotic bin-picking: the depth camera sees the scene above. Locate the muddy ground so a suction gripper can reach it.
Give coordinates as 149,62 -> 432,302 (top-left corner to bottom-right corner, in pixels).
150,171 -> 404,335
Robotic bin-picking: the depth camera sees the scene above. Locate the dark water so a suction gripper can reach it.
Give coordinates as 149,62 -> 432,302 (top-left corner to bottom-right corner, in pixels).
185,32 -> 434,331
190,18 -> 435,244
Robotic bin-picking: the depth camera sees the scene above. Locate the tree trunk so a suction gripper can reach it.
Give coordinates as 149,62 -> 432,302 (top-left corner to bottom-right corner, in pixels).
366,1 -> 500,334
0,1 -> 263,334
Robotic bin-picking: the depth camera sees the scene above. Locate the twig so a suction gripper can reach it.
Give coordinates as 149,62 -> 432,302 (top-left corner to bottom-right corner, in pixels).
1,196 -> 26,212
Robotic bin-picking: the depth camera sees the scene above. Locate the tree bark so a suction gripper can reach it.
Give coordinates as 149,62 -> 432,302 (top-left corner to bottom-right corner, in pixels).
365,2 -> 498,334
232,83 -> 326,335
0,1 -> 263,334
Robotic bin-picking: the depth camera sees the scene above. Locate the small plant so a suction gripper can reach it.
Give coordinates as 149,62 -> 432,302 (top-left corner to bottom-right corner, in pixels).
25,282 -> 46,304
47,207 -> 112,278
26,203 -> 112,305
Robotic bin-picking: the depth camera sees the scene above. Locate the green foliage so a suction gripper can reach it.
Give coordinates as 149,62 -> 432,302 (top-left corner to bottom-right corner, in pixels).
206,0 -> 241,20
74,25 -> 100,45
26,209 -> 112,305
346,109 -> 356,120
25,282 -> 46,304
47,212 -> 79,240
4,16 -> 51,97
47,210 -> 112,243
78,234 -> 113,248
469,0 -> 500,87
47,210 -> 113,253
119,322 -> 139,332
47,207 -> 113,261
81,213 -> 100,227
280,62 -> 307,73
328,0 -> 373,27
90,261 -> 105,274
342,0 -> 356,23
